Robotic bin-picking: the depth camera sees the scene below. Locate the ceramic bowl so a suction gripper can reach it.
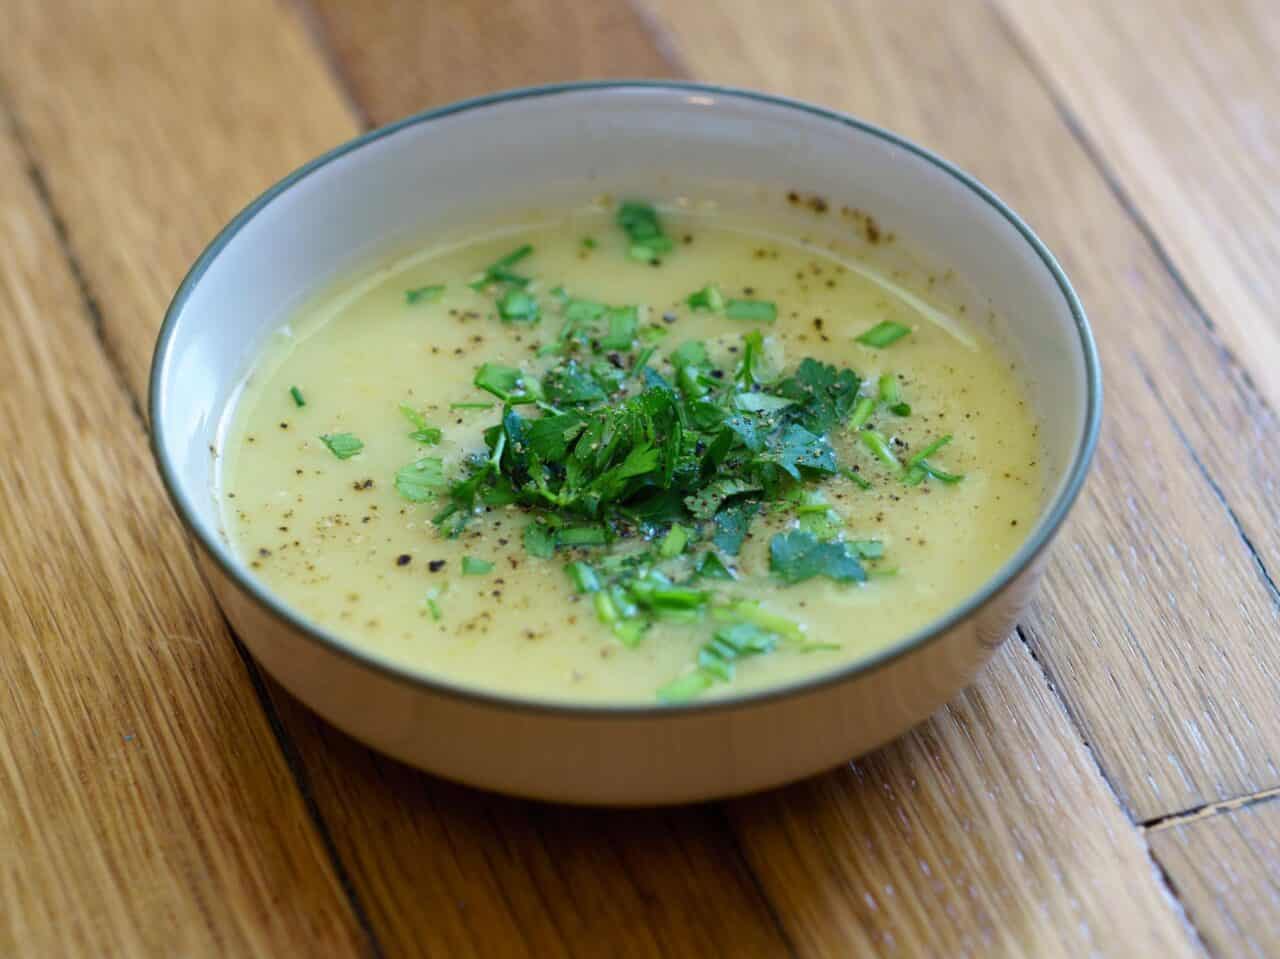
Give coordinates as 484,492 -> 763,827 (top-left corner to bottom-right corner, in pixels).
150,82 -> 1100,805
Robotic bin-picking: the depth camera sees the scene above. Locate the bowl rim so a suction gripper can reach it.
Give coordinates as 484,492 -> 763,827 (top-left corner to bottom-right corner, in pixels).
150,79 -> 1102,718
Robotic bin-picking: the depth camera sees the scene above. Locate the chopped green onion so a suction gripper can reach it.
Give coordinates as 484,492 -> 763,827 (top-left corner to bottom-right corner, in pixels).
657,670 -> 713,703
470,245 -> 533,289
919,461 -> 964,484
907,434 -> 953,468
423,591 -> 443,621
318,432 -> 363,460
449,401 -> 495,410
612,620 -> 648,647
498,289 -> 540,323
581,236 -> 597,250
725,299 -> 777,323
877,373 -> 901,405
461,556 -> 494,575
859,429 -> 900,468
849,395 -> 876,429
565,561 -> 601,593
593,590 -> 619,624
405,284 -> 445,305
890,402 -> 912,416
617,202 -> 672,261
658,523 -> 689,558
289,386 -> 306,408
840,467 -> 873,491
645,586 -> 708,610
629,239 -> 672,261
856,320 -> 911,348
686,284 -> 725,312
712,600 -> 804,642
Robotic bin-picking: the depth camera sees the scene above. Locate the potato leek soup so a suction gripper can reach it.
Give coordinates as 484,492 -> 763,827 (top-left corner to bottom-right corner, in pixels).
220,201 -> 1042,704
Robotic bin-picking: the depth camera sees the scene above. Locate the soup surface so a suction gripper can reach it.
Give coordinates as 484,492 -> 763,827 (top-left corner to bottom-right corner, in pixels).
221,203 -> 1042,704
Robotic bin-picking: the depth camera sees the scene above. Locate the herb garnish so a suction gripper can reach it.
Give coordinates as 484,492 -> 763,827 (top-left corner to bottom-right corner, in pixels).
290,386 -> 306,408
856,320 -> 911,348
725,299 -> 778,323
406,284 -> 445,305
391,219 -> 971,700
394,456 -> 446,501
470,244 -> 533,290
617,201 -> 673,261
400,403 -> 442,444
319,432 -> 363,459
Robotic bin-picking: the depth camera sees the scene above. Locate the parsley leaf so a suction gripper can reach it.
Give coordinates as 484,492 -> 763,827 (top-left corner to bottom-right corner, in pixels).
769,530 -> 868,584
712,500 -> 761,555
394,456 -> 446,502
319,433 -> 363,460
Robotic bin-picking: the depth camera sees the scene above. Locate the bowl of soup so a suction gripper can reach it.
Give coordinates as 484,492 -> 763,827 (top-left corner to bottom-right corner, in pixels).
150,82 -> 1099,804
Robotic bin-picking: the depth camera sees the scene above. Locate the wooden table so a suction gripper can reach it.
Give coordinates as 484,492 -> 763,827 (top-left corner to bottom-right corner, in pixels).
3,1 -> 1277,954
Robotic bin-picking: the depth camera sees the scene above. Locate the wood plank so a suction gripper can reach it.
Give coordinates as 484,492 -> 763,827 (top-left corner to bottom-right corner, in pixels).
638,0 -> 1280,820
278,708 -> 789,957
0,119 -> 365,956
1150,801 -> 1280,958
733,641 -> 1199,957
0,1 -> 791,954
304,0 -> 675,126
995,0 -> 1280,412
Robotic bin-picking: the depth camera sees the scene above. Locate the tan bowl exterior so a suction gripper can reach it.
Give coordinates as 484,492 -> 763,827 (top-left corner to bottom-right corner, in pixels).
201,545 -> 1045,805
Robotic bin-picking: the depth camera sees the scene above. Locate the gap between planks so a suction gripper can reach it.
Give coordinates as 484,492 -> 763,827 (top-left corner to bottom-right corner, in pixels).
982,0 -> 1280,812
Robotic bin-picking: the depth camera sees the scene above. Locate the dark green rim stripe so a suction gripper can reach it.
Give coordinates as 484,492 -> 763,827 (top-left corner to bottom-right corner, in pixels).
149,80 -> 1102,718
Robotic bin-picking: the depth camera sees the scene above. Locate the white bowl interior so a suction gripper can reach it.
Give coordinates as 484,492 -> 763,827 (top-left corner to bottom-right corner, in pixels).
156,85 -> 1091,636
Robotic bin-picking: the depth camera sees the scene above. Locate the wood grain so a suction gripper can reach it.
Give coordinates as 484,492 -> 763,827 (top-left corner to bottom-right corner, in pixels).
1150,800 -> 1280,958
277,708 -> 789,957
638,0 -> 1280,821
995,0 -> 1280,413
303,0 -> 675,126
0,117 -> 366,955
730,640 -> 1200,957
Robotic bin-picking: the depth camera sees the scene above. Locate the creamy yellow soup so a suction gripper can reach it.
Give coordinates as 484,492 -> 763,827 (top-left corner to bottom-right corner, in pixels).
220,205 -> 1042,704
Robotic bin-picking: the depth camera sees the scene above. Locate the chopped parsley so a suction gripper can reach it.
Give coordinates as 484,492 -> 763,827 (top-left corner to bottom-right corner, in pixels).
394,456 -> 446,502
498,289 -> 540,323
769,530 -> 867,584
319,432 -> 363,460
400,403 -> 442,444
